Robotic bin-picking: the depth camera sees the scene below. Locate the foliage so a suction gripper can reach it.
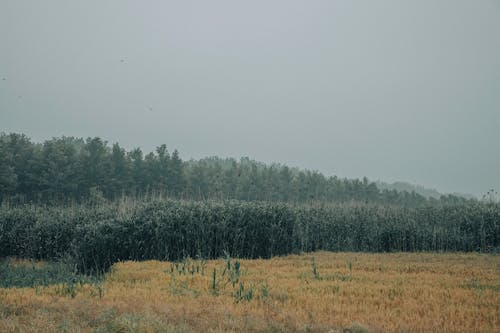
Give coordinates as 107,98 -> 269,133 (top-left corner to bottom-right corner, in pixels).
0,132 -> 475,206
1,198 -> 498,274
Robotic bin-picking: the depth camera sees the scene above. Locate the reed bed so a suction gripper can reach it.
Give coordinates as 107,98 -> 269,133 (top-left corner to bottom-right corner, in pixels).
1,199 -> 499,274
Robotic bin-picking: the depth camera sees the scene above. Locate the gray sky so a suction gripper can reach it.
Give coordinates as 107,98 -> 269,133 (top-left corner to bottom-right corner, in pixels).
1,1 -> 499,197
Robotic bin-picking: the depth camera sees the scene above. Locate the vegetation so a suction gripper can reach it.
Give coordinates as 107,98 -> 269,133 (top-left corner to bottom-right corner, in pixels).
1,252 -> 498,332
1,198 -> 498,274
1,132 -> 498,332
0,132 -> 474,206
0,258 -> 98,289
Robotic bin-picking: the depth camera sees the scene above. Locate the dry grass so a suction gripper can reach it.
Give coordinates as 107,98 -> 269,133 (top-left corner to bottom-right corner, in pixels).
1,252 -> 499,333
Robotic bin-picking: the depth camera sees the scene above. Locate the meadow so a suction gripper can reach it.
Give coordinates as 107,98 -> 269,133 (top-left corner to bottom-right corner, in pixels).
1,252 -> 499,333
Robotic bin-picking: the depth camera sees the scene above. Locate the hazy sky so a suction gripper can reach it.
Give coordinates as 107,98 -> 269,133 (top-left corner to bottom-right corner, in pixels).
1,1 -> 499,196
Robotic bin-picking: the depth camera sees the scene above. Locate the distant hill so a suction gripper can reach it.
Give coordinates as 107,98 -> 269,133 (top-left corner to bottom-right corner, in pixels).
375,181 -> 476,200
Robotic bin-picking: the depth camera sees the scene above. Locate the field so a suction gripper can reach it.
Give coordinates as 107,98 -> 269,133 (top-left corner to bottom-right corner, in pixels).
1,252 -> 499,333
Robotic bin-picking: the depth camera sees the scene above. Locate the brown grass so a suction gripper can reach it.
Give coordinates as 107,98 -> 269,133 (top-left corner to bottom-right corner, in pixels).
1,252 -> 499,333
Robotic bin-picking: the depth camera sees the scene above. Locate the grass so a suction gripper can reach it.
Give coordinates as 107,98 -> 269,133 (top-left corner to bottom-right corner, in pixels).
0,252 -> 499,332
0,258 -> 100,289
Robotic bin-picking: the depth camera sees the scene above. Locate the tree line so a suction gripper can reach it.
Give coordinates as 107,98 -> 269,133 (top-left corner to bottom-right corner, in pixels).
0,132 -> 472,206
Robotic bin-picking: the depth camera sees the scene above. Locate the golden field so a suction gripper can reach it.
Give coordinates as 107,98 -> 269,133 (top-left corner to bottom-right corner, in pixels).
0,252 -> 499,333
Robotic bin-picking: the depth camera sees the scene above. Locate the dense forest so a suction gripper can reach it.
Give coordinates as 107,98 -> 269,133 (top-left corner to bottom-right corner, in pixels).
0,133 -> 472,206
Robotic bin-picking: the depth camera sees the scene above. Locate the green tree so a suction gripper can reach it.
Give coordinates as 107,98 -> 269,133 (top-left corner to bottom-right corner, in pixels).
168,149 -> 184,197
1,133 -> 40,200
79,137 -> 109,196
155,144 -> 170,193
108,143 -> 130,197
0,134 -> 18,196
39,138 -> 78,200
128,148 -> 145,194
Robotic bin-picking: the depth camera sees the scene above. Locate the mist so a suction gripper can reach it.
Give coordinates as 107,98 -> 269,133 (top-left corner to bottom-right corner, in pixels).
1,0 -> 499,197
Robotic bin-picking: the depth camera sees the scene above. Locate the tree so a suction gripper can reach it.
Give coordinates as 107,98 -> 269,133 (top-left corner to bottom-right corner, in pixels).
1,133 -> 40,200
168,150 -> 185,197
0,134 -> 17,196
79,137 -> 109,196
108,143 -> 130,197
155,144 -> 170,193
39,138 -> 78,199
128,148 -> 145,195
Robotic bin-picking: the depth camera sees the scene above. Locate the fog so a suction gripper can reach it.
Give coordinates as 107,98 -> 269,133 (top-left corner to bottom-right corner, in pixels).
1,0 -> 499,197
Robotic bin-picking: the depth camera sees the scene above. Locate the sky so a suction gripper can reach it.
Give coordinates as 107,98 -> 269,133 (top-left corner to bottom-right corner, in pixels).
1,1 -> 499,197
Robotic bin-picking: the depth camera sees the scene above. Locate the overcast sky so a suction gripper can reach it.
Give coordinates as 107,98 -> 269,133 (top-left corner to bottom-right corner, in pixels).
1,1 -> 499,197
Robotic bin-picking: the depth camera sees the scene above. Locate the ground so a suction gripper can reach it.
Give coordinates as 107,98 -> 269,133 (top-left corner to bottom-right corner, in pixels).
0,252 -> 499,333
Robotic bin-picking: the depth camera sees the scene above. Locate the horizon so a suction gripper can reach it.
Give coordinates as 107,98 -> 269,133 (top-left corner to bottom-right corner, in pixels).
2,1 -> 499,197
